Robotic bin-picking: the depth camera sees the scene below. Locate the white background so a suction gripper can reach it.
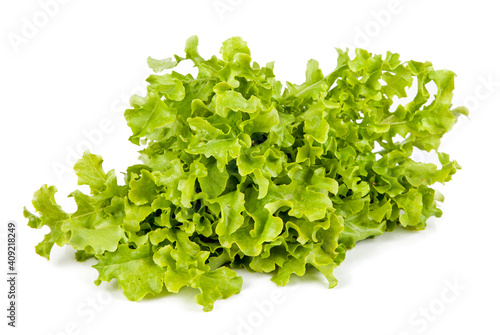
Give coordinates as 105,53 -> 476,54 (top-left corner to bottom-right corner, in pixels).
1,1 -> 499,334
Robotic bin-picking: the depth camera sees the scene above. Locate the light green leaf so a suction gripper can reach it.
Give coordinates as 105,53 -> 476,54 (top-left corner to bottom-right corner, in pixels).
93,244 -> 165,301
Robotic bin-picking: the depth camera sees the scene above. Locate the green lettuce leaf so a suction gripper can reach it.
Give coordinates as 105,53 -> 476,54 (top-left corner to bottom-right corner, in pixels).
25,36 -> 467,311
